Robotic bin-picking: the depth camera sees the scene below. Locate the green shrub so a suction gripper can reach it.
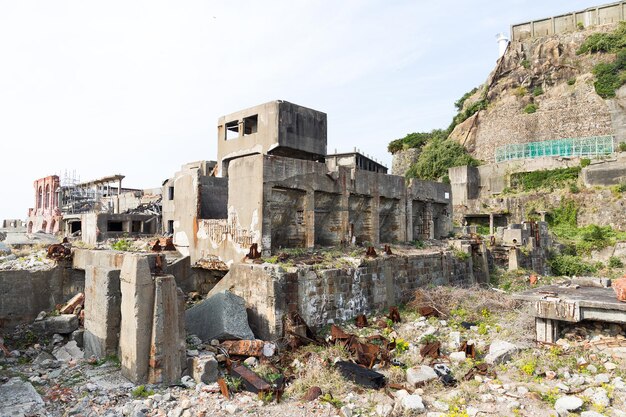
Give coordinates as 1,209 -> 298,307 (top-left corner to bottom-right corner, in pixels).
449,98 -> 488,131
532,86 -> 544,96
567,78 -> 576,86
569,183 -> 580,193
131,385 -> 154,398
615,183 -> 626,193
387,129 -> 447,154
523,103 -> 538,114
514,86 -> 527,97
405,137 -> 479,181
578,23 -> 626,98
454,87 -> 479,111
549,254 -> 597,276
580,158 -> 591,167
577,22 -> 626,54
619,142 -> 626,152
510,167 -> 581,192
111,238 -> 133,252
609,256 -> 624,268
521,59 -> 530,69
577,22 -> 585,31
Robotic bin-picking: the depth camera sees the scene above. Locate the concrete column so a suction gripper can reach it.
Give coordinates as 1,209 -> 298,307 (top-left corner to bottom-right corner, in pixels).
83,266 -> 121,359
535,317 -> 558,343
304,191 -> 315,248
340,184 -> 350,244
148,275 -> 184,384
398,194 -> 407,243
119,254 -> 155,384
406,199 -> 414,242
508,247 -> 520,271
426,203 -> 435,240
489,213 -> 494,236
371,197 -> 380,245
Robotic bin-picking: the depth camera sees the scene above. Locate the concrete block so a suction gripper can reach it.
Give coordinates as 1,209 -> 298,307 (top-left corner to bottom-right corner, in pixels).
0,378 -> 45,417
185,291 -> 255,342
83,266 -> 121,359
53,340 -> 83,362
119,254 -> 155,384
187,352 -> 218,384
148,275 -> 184,385
32,314 -> 78,335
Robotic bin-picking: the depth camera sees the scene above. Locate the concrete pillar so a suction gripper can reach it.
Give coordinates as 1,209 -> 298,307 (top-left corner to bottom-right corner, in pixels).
536,317 -> 558,343
148,275 -> 184,384
508,247 -> 520,271
371,197 -> 380,245
340,181 -> 350,244
304,191 -> 315,248
489,213 -> 494,236
119,254 -> 155,384
83,266 -> 121,359
426,203 -> 435,240
406,199 -> 414,242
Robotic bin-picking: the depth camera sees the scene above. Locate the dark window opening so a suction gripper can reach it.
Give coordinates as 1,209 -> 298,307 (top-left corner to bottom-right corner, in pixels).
225,120 -> 239,140
296,210 -> 304,225
243,114 -> 258,135
70,221 -> 82,234
107,221 -> 124,232
142,221 -> 153,234
168,186 -> 174,200
131,221 -> 141,233
167,220 -> 174,234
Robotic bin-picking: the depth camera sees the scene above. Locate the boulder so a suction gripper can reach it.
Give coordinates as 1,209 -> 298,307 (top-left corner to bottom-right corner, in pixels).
0,378 -> 45,416
32,314 -> 79,335
400,394 -> 425,413
185,291 -> 254,342
406,365 -> 438,386
554,396 -> 583,416
53,341 -> 83,362
484,340 -> 518,364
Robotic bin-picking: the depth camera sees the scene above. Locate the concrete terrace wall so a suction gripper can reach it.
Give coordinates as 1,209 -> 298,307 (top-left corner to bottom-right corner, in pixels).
0,263 -> 85,328
209,250 -> 475,340
511,1 -> 626,41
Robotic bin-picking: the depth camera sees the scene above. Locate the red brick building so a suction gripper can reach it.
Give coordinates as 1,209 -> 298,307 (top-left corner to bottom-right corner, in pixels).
27,175 -> 62,234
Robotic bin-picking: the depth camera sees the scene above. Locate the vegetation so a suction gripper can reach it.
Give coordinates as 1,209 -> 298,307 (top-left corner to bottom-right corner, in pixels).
111,238 -> 133,252
608,256 -> 624,268
131,385 -> 155,398
577,22 -> 626,98
509,166 -> 580,192
532,86 -> 544,96
549,254 -> 597,276
520,59 -> 530,69
619,142 -> 626,152
580,158 -> 591,167
405,137 -> 479,181
387,129 -> 447,154
523,103 -> 538,114
454,87 -> 478,111
449,96 -> 488,132
567,78 -> 577,86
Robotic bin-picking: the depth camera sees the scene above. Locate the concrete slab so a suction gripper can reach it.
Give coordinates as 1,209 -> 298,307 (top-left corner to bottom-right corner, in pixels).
83,266 -> 121,359
0,378 -> 45,417
185,291 -> 255,342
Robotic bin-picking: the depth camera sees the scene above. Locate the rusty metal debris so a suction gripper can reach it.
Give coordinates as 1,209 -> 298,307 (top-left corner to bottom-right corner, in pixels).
220,340 -> 265,357
365,246 -> 377,257
383,245 -> 393,255
420,341 -> 441,360
330,325 -> 392,368
230,364 -> 271,393
459,341 -> 476,359
418,306 -> 439,318
302,386 -> 322,402
355,314 -> 368,328
46,243 -> 71,260
283,311 -> 323,349
246,243 -> 261,260
463,363 -> 496,381
150,237 -> 176,252
612,276 -> 626,302
217,377 -> 230,399
388,306 -> 401,323
154,254 -> 164,275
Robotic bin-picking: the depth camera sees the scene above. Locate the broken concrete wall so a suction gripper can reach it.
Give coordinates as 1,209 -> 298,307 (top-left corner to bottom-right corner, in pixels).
209,251 -> 474,340
83,265 -> 121,359
0,262 -> 84,328
199,176 -> 228,220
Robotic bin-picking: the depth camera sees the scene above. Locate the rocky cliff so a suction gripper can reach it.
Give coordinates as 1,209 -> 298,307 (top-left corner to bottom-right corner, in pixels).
450,23 -> 626,163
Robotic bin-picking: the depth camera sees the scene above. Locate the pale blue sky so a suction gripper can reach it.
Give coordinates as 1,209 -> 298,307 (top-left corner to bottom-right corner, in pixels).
0,0 -> 597,219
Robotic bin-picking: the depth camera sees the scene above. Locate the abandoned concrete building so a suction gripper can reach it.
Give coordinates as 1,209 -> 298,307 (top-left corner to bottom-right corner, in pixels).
27,175 -> 62,234
163,100 -> 452,267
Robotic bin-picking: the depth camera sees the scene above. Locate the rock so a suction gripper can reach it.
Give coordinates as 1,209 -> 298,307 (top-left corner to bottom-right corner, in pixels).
484,340 -> 518,364
0,377 -> 45,416
181,375 -> 196,389
35,311 -> 46,321
586,364 -> 597,373
263,342 -> 276,357
581,412 -> 606,417
53,341 -> 83,362
224,404 -> 239,414
340,405 -> 353,417
554,395 -> 583,416
188,353 -> 218,384
406,365 -> 438,386
376,403 -> 393,416
302,386 -> 322,402
591,388 -> 610,407
466,407 -> 479,417
243,357 -> 258,368
185,291 -> 255,342
187,335 -> 202,347
595,373 -> 610,384
32,314 -> 79,335
432,400 -> 448,411
604,362 -> 617,370
400,394 -> 425,412
32,351 -> 56,365
448,331 -> 461,349
70,329 -> 84,348
449,351 -> 466,363
52,333 -> 64,345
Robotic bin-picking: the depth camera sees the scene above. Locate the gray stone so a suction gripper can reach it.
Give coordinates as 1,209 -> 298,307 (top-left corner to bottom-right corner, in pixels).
591,388 -> 610,407
406,365 -> 438,387
594,373 -> 610,384
554,396 -> 583,416
70,329 -> 84,348
53,340 -> 83,362
0,377 -> 45,417
485,340 -> 518,364
32,314 -> 79,335
400,393 -> 425,412
32,351 -> 56,365
185,291 -> 254,342
581,412 -> 606,417
449,351 -> 466,362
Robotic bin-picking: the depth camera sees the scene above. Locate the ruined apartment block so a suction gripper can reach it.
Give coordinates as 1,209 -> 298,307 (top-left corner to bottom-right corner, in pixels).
163,100 -> 452,267
27,175 -> 62,234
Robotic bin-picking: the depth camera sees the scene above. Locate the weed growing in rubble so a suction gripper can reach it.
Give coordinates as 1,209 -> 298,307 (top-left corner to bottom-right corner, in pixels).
523,103 -> 537,114
319,393 -> 343,408
394,338 -> 409,354
111,238 -> 133,252
609,256 -> 624,268
419,334 -> 439,344
224,375 -> 243,392
131,385 -> 154,398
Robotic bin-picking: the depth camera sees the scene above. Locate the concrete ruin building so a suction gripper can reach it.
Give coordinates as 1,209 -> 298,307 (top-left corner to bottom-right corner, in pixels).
27,175 -> 62,234
163,100 -> 453,267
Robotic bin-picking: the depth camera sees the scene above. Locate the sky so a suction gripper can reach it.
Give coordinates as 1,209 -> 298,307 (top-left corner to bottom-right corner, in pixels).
0,0 -> 598,219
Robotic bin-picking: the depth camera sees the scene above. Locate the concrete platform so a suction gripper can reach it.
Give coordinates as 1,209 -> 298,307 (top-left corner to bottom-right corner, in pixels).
514,284 -> 626,343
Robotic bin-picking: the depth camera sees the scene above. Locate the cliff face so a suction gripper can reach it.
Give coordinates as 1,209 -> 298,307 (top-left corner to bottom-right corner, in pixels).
450,24 -> 626,163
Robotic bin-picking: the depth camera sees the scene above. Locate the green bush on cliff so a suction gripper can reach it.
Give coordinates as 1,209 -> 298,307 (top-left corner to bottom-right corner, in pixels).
405,137 -> 479,181
578,22 -> 626,98
387,130 -> 447,154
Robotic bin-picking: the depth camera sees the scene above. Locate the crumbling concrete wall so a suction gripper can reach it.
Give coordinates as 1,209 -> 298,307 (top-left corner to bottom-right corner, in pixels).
209,250 -> 475,340
0,263 -> 84,328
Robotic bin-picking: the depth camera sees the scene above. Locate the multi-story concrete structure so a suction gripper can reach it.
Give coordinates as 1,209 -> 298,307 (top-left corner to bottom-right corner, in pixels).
163,100 -> 452,267
27,175 -> 62,234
